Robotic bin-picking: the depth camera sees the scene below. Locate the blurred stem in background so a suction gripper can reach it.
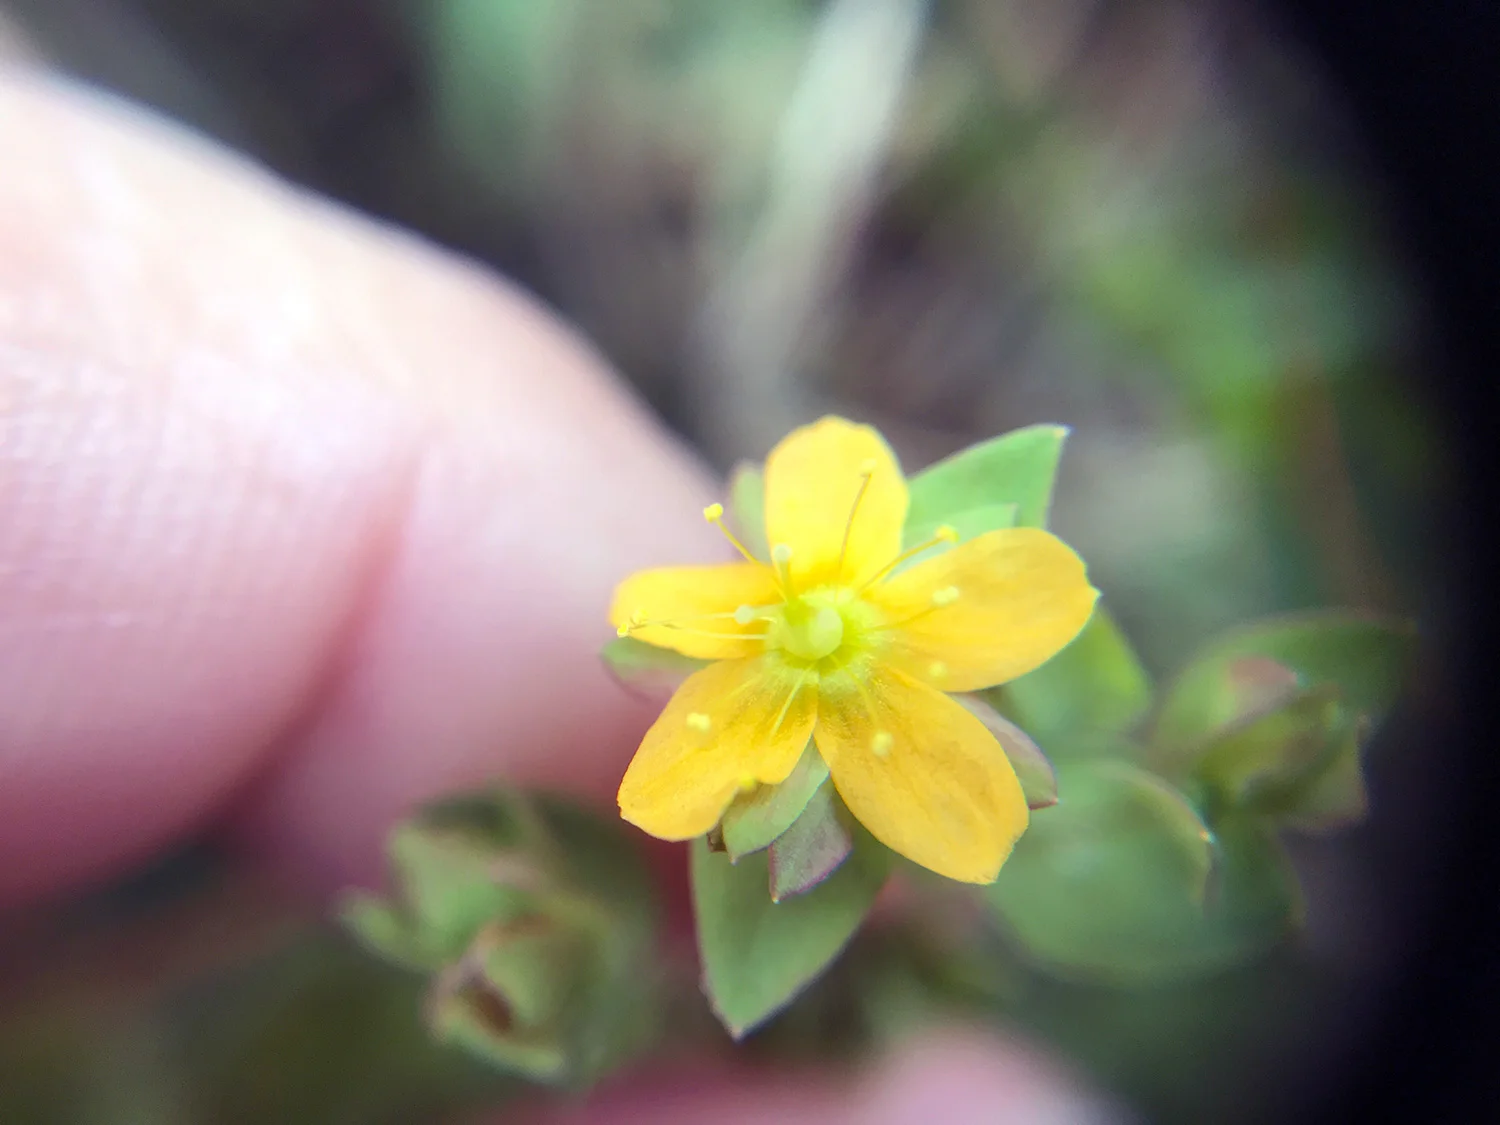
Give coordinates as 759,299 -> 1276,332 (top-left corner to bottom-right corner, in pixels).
688,0 -> 929,462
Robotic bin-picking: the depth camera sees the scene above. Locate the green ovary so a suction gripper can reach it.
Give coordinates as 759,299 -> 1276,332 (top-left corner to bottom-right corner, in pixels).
775,600 -> 845,662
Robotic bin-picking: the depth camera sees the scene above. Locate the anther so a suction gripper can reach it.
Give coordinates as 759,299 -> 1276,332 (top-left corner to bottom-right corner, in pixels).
703,502 -> 725,522
858,458 -> 878,476
935,524 -> 959,544
737,775 -> 759,794
733,604 -> 758,626
771,543 -> 793,565
686,712 -> 712,733
929,661 -> 948,679
872,731 -> 894,757
931,585 -> 960,607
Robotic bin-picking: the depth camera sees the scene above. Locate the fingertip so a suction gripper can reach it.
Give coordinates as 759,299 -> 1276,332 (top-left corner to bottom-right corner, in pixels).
501,1030 -> 1127,1125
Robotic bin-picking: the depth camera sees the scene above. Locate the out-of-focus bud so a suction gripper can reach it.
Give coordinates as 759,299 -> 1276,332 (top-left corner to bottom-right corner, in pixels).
339,791 -> 660,1087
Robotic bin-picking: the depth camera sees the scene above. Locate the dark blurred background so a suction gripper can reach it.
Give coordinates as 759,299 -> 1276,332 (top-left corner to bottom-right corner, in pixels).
0,1 -> 1491,1123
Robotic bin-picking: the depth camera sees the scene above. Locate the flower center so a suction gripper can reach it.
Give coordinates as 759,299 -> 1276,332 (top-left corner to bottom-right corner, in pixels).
775,599 -> 846,662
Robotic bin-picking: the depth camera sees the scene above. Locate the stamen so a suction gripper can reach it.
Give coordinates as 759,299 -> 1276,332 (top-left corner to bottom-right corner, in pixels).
617,606 -> 772,642
768,669 -> 812,738
704,502 -> 766,567
771,543 -> 796,594
871,730 -> 894,757
733,604 -> 758,626
877,586 -> 963,633
835,463 -> 878,582
856,532 -> 959,592
928,661 -> 948,680
686,712 -> 712,733
737,775 -> 759,794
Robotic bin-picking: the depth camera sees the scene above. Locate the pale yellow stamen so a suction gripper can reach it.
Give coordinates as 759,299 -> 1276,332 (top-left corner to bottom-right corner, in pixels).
771,543 -> 796,594
835,463 -> 878,582
733,604 -> 758,626
931,585 -> 960,607
928,661 -> 948,680
737,775 -> 759,794
686,712 -> 712,732
858,533 -> 958,592
704,501 -> 765,568
619,604 -> 771,642
872,731 -> 894,757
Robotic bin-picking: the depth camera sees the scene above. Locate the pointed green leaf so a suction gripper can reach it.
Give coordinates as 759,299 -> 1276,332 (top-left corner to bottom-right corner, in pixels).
387,824 -> 533,961
954,695 -> 1057,809
768,784 -> 853,901
727,461 -> 769,559
431,969 -> 570,1084
720,741 -> 829,861
904,502 -> 1018,552
601,636 -> 708,704
1152,611 -> 1416,757
1275,714 -> 1371,833
905,423 -> 1069,530
339,895 -> 435,969
692,834 -> 889,1038
985,761 -> 1220,982
340,790 -> 662,1086
1192,685 -> 1344,811
988,605 -> 1153,749
1223,656 -> 1304,719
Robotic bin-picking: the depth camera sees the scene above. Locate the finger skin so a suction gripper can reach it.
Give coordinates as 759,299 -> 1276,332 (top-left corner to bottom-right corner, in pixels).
0,74 -> 724,903
509,1032 -> 1123,1125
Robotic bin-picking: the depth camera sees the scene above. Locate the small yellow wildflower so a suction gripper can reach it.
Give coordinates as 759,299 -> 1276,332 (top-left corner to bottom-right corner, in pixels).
611,417 -> 1099,883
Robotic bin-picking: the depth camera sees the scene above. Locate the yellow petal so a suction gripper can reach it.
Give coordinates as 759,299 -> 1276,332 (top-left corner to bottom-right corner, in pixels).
764,416 -> 908,590
618,656 -> 818,840
815,666 -> 1028,883
872,528 -> 1099,692
610,563 -> 782,659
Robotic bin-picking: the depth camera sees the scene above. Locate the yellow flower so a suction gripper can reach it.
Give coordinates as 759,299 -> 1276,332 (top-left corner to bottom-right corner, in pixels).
611,417 -> 1099,883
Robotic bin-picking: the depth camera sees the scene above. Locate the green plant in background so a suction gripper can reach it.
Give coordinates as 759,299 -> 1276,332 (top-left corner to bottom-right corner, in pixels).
339,791 -> 660,1086
346,417 -> 1411,1087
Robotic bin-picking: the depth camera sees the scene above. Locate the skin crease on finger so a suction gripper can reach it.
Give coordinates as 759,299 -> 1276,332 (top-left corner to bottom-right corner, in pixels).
0,72 -> 726,904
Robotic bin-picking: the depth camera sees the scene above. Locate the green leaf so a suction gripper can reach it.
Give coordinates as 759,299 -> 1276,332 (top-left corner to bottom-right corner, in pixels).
692,834 -> 889,1038
953,695 -> 1057,809
1192,685 -> 1344,812
339,895 -> 434,969
768,784 -> 853,901
1274,714 -> 1371,833
904,502 -> 1018,552
720,741 -> 830,861
988,605 -> 1153,749
985,761 -> 1218,982
600,636 -> 708,705
1152,611 -> 1415,757
386,822 -> 535,963
339,790 -> 662,1086
986,761 -> 1302,980
727,461 -> 770,559
905,424 -> 1069,531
